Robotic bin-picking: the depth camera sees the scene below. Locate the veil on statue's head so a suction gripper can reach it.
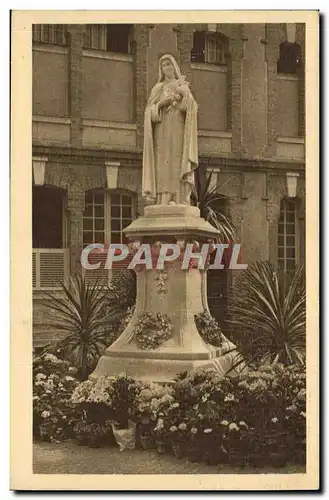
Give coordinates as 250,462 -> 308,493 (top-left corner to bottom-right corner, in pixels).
158,54 -> 182,82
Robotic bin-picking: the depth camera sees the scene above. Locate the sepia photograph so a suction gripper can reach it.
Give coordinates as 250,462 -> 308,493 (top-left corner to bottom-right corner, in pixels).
10,10 -> 319,491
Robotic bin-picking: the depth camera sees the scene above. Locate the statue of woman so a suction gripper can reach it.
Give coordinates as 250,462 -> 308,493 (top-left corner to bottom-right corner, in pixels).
142,54 -> 198,206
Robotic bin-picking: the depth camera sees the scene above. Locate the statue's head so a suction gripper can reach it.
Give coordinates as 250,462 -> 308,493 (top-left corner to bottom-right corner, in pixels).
158,54 -> 181,81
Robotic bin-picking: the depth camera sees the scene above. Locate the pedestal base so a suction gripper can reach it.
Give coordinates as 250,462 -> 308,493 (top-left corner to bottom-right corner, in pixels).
91,342 -> 239,383
91,204 -> 241,382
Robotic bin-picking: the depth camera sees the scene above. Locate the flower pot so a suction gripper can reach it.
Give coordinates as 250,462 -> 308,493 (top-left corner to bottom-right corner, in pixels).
156,442 -> 167,455
171,441 -> 187,459
112,422 -> 136,452
140,433 -> 155,450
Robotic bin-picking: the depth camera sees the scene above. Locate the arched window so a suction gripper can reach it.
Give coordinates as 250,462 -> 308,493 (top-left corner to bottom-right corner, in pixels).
191,31 -> 227,65
84,24 -> 132,53
32,24 -> 68,46
278,198 -> 299,272
277,41 -> 302,74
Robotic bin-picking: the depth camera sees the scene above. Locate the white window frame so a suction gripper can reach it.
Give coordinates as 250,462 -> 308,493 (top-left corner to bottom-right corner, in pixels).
205,35 -> 226,65
83,189 -> 136,247
84,24 -> 107,51
32,24 -> 67,46
278,198 -> 300,273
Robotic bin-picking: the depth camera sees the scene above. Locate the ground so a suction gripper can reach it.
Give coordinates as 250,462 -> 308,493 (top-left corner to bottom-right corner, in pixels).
33,441 -> 306,475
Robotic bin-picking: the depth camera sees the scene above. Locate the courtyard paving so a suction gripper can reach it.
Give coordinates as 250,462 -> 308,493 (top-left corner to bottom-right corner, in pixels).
33,441 -> 306,476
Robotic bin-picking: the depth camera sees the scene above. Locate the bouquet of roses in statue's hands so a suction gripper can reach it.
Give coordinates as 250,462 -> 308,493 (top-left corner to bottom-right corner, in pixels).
163,75 -> 190,110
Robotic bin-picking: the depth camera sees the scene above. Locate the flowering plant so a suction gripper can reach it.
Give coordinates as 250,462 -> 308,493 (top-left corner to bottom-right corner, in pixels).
194,310 -> 224,347
71,374 -> 139,429
33,352 -> 80,442
133,312 -> 173,350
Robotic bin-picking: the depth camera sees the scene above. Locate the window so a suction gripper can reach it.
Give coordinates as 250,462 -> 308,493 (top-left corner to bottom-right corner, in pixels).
191,31 -> 226,65
277,42 -> 302,74
83,189 -> 135,247
32,24 -> 68,46
84,24 -> 132,53
33,186 -> 65,248
278,198 -> 298,272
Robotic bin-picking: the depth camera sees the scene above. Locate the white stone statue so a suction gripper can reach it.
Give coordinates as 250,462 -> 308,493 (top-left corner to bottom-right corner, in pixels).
142,54 -> 199,206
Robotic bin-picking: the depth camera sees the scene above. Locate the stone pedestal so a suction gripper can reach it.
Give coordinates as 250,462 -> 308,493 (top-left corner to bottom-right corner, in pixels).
92,205 -> 238,382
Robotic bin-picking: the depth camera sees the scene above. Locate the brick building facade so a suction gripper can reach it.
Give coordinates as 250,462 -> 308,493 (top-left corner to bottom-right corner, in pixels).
32,23 -> 305,345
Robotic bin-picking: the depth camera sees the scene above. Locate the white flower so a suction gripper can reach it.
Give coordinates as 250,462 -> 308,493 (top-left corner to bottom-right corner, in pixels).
224,393 -> 235,402
201,393 -> 210,403
171,402 -> 179,409
32,396 -> 40,402
170,425 -> 177,432
65,376 -> 75,382
178,423 -> 187,431
35,373 -> 46,381
271,417 -> 279,423
44,353 -> 60,363
228,423 -> 239,431
220,420 -> 229,426
41,411 -> 50,419
191,427 -> 198,434
239,421 -> 248,428
204,428 -> 213,434
300,411 -> 306,418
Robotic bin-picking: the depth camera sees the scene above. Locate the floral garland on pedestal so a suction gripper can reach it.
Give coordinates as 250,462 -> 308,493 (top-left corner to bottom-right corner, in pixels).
133,312 -> 173,350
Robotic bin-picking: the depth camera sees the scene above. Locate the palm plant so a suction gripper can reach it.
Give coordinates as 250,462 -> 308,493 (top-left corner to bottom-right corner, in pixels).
191,169 -> 235,243
227,261 -> 306,365
42,274 -> 128,380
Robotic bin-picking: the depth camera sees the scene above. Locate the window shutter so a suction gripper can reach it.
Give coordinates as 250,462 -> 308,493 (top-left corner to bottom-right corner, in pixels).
39,250 -> 66,289
32,252 -> 37,289
107,24 -> 131,54
191,31 -> 206,63
277,42 -> 302,74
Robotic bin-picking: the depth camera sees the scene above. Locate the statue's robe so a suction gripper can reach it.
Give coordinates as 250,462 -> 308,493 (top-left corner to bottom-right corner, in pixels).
142,80 -> 198,204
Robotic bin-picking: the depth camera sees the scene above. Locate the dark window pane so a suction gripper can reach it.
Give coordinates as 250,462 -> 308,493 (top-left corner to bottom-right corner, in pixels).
122,195 -> 132,206
95,232 -> 105,243
111,233 -> 121,244
111,206 -> 120,218
85,191 -> 93,203
278,235 -> 284,246
111,194 -> 121,205
107,24 -> 131,53
285,199 -> 296,211
286,247 -> 295,259
278,223 -> 285,234
286,224 -> 295,235
84,204 -> 93,217
122,219 -> 131,229
83,232 -> 94,244
278,260 -> 284,270
95,205 -> 104,217
286,211 -> 296,223
111,219 -> 121,231
94,192 -> 105,204
278,247 -> 284,259
122,206 -> 132,218
95,219 -> 104,231
286,235 -> 295,246
83,218 -> 93,231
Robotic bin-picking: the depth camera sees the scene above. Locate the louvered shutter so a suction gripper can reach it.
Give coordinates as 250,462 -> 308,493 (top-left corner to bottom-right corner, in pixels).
39,250 -> 66,289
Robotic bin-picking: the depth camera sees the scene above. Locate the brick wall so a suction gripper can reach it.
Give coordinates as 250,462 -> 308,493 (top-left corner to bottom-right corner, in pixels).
33,50 -> 69,117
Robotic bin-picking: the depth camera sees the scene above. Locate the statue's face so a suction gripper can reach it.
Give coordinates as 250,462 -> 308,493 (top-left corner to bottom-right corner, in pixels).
161,58 -> 175,79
